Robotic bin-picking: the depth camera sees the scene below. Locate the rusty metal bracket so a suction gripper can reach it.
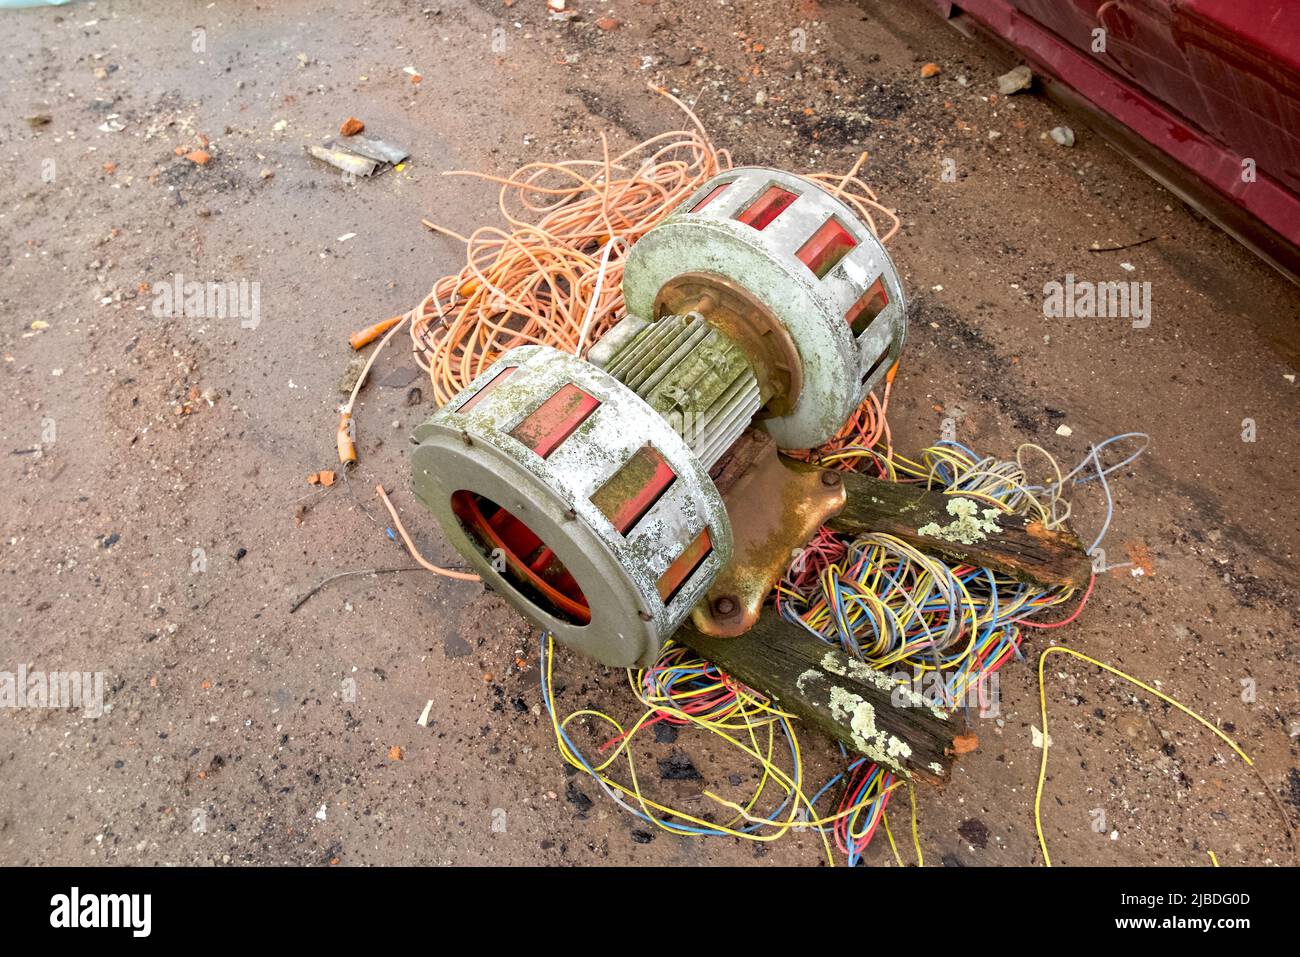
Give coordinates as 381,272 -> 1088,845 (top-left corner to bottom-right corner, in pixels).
691,430 -> 845,637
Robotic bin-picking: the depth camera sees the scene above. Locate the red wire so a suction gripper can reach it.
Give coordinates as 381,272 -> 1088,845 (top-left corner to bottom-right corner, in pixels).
1019,574 -> 1096,629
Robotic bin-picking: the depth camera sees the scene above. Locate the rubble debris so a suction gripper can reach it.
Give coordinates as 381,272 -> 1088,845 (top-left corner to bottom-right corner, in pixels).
997,65 -> 1034,95
951,733 -> 979,755
959,818 -> 991,848
565,781 -> 594,817
308,144 -> 378,177
1088,236 -> 1157,253
920,62 -> 941,78
339,136 -> 410,165
309,128 -> 409,179
658,751 -> 702,780
338,354 -> 368,392
340,116 -> 365,136
1049,125 -> 1076,147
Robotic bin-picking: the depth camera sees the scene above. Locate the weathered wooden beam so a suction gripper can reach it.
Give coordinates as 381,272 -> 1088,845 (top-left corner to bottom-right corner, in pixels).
823,466 -> 1093,589
674,611 -> 962,779
669,457 -> 1085,779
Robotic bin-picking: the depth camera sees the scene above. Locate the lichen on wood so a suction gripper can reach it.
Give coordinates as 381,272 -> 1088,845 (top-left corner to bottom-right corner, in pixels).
917,497 -> 1004,545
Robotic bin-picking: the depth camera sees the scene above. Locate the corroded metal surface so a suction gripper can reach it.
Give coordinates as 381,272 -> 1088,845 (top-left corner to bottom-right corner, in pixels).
690,430 -> 846,638
411,345 -> 731,668
622,167 -> 907,448
602,312 -> 760,470
652,272 -> 802,417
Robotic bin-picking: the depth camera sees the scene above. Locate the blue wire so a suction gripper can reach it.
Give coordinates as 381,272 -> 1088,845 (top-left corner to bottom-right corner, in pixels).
539,633 -> 804,837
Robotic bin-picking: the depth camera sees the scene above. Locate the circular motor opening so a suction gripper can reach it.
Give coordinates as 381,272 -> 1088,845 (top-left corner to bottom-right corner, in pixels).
450,490 -> 591,626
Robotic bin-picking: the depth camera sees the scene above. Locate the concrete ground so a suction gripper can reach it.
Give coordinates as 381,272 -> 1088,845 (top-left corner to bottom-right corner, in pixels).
1,0 -> 1296,866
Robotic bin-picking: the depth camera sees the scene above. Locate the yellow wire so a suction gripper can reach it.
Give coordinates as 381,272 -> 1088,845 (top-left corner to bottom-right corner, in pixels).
908,780 -> 924,866
882,810 -> 905,866
1034,645 -> 1253,866
546,635 -> 841,863
707,778 -> 904,830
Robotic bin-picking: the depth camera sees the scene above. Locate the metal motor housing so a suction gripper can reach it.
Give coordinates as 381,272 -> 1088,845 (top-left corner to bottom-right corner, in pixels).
621,167 -> 907,448
412,167 -> 906,667
411,346 -> 730,668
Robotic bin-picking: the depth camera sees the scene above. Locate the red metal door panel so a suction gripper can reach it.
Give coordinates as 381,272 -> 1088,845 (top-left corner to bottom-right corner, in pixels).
937,0 -> 1300,270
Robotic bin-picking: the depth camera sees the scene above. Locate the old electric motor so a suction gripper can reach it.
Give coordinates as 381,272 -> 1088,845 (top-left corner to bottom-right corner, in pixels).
411,168 -> 906,667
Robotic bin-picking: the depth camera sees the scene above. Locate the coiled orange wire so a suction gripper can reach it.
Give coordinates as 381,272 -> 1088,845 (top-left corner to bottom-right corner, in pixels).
406,85 -> 900,407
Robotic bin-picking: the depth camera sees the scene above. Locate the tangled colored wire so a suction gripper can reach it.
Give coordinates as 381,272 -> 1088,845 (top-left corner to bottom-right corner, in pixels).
542,434 -> 1149,865
333,90 -> 1260,866
541,633 -> 923,867
371,87 -> 1134,863
340,89 -> 922,863
777,435 -> 1149,714
778,530 -> 1072,712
